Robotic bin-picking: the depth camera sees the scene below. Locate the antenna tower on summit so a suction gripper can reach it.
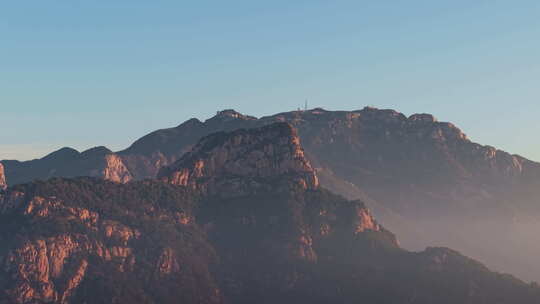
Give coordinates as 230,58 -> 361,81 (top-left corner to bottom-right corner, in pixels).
304,100 -> 308,111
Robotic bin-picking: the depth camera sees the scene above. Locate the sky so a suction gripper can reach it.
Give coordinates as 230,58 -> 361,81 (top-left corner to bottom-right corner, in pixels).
1,1 -> 539,160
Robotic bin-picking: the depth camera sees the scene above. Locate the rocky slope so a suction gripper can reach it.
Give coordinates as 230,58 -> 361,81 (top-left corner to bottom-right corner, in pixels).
0,179 -> 221,304
4,107 -> 540,280
1,124 -> 539,303
0,163 -> 6,190
158,123 -> 319,195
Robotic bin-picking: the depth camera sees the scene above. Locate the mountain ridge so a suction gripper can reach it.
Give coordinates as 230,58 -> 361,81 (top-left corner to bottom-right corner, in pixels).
158,122 -> 319,195
3,106 -> 540,280
2,122 -> 539,303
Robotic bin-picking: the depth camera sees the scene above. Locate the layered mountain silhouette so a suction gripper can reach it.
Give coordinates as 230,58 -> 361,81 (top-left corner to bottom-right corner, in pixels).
1,146 -> 132,186
1,123 -> 539,304
3,107 -> 540,281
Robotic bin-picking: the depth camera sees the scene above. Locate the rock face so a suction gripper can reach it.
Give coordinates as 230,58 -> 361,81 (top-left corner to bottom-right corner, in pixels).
1,146 -> 133,186
0,180 -> 222,304
158,123 -> 319,195
0,193 -> 142,303
98,154 -> 132,183
0,163 -> 6,190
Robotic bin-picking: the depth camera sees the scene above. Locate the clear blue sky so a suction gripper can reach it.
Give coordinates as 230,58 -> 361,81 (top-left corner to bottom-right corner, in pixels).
1,1 -> 539,160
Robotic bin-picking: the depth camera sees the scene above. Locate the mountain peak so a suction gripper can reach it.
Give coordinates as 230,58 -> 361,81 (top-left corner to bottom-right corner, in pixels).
158,122 -> 319,195
42,147 -> 80,161
356,107 -> 407,121
81,146 -> 113,156
205,109 -> 257,123
178,117 -> 203,127
408,113 -> 438,123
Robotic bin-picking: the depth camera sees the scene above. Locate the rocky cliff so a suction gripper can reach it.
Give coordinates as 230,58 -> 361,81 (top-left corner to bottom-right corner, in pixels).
158,123 -> 319,195
97,154 -> 133,183
0,179 -> 222,304
0,163 -> 6,190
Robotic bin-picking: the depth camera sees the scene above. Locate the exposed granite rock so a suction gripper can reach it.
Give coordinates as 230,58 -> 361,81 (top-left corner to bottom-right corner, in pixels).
158,123 -> 319,195
353,207 -> 380,233
97,154 -> 133,183
4,235 -> 91,303
0,193 -> 143,303
0,182 -> 220,304
206,109 -> 257,123
59,259 -> 88,304
0,163 -> 6,190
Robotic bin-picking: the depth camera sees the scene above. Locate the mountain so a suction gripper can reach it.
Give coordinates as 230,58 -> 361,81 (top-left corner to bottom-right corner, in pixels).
157,123 -> 319,194
1,146 -> 132,186
118,110 -> 259,179
3,107 -> 540,281
121,107 -> 540,281
1,123 -> 539,304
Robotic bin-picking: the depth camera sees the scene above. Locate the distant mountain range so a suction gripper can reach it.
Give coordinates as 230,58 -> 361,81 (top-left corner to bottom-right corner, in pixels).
2,107 -> 540,282
1,122 -> 539,304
